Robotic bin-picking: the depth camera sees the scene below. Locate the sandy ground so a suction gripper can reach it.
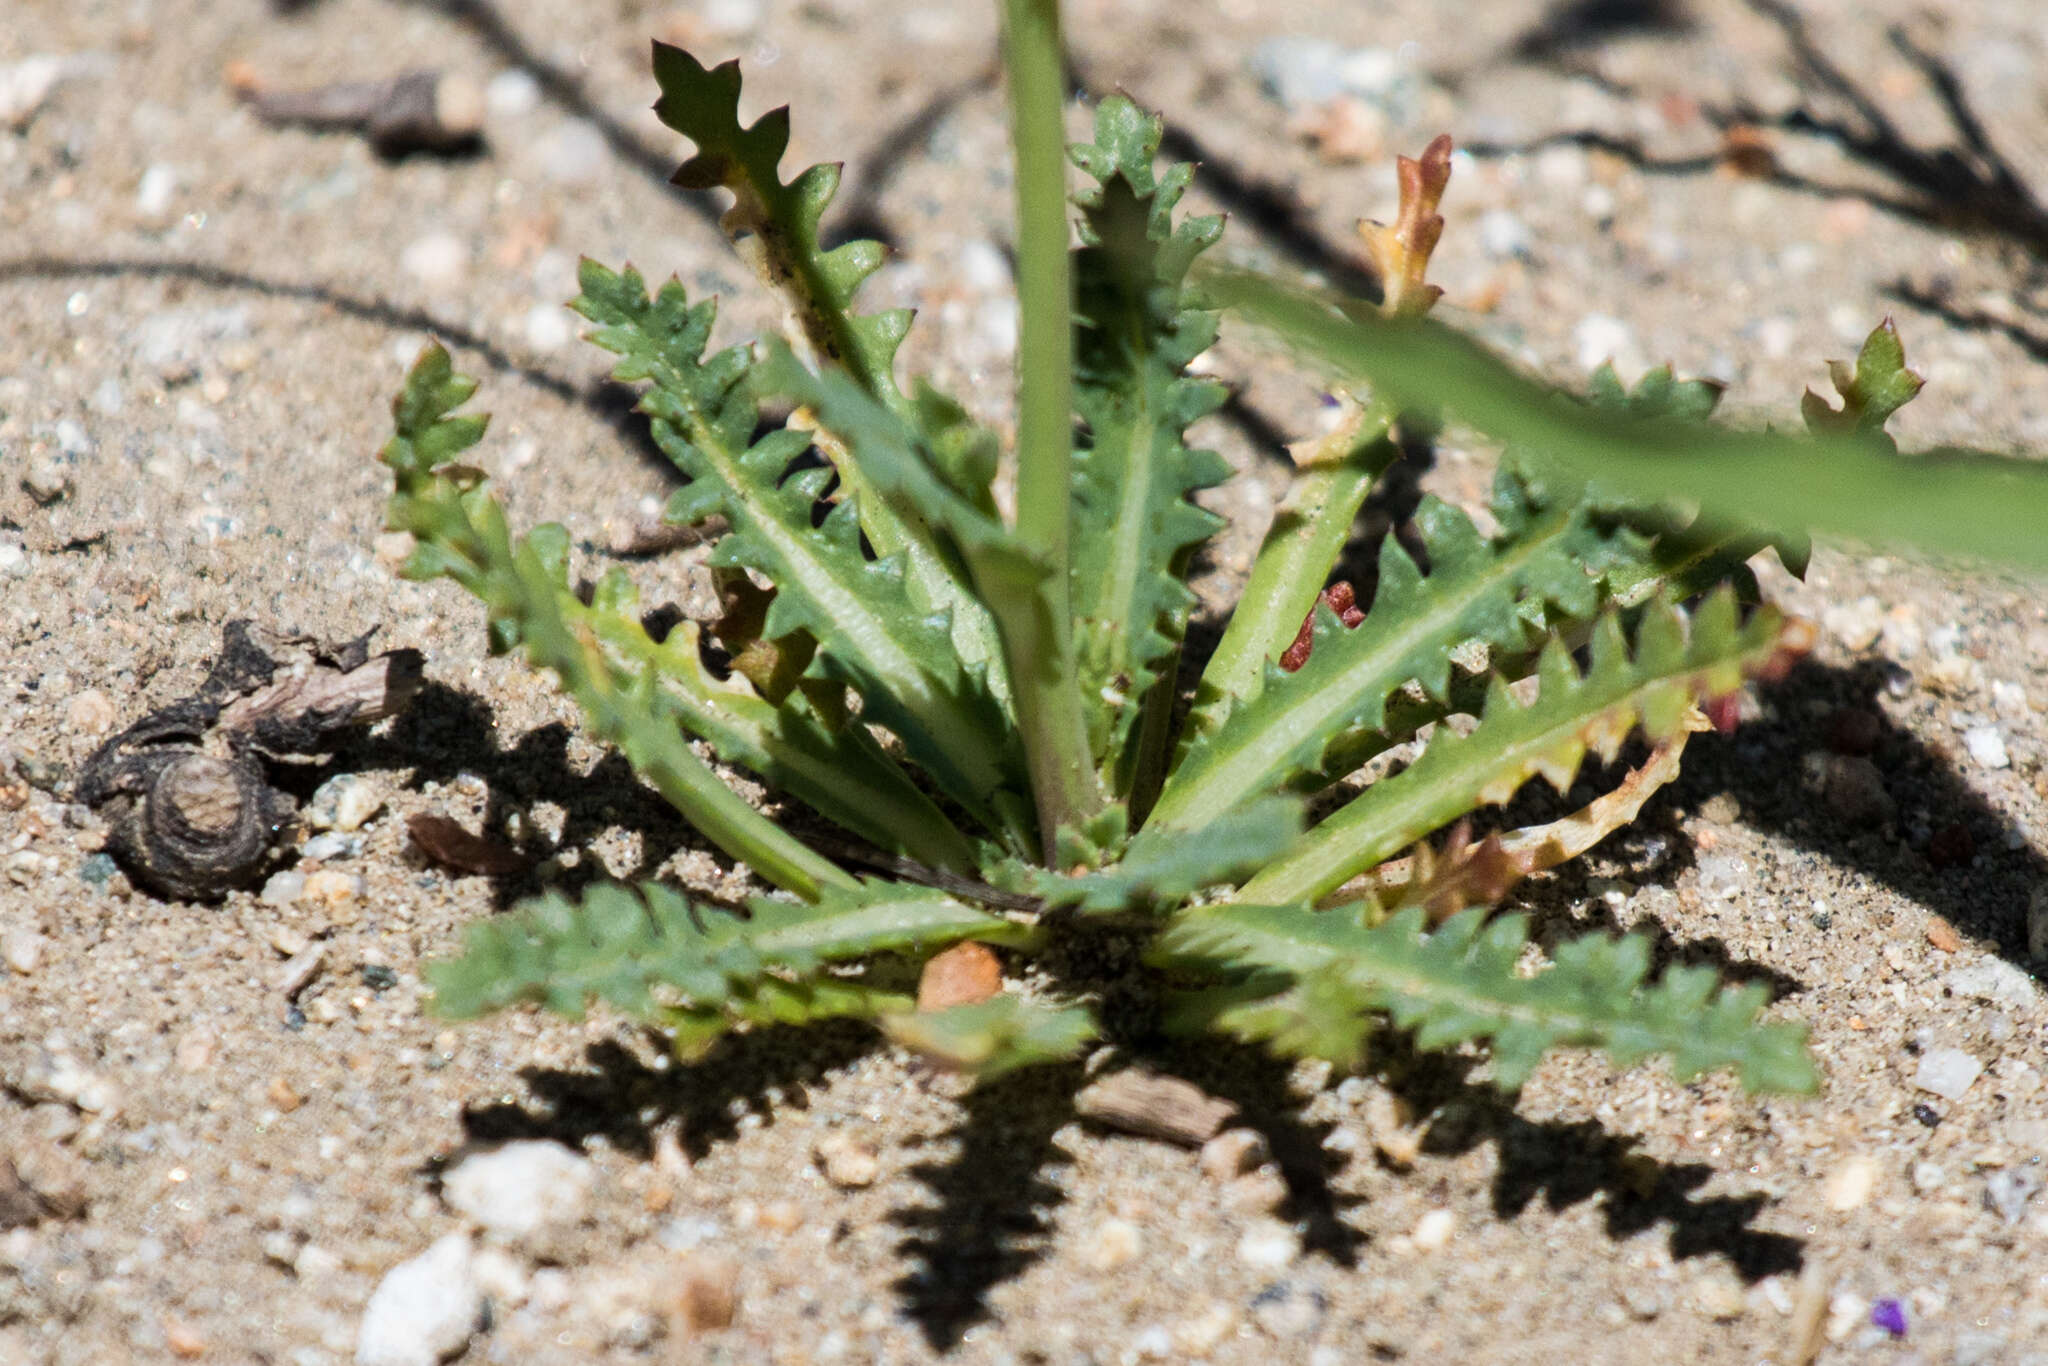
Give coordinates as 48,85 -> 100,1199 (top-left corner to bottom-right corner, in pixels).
6,0 -> 2048,1362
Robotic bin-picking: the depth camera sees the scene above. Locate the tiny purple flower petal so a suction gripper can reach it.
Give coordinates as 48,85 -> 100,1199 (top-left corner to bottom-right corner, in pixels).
1869,1297 -> 1908,1337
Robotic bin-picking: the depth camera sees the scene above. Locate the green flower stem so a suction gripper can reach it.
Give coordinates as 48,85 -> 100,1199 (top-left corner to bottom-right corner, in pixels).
1181,403 -> 1398,755
999,0 -> 1104,853
1002,0 -> 1073,568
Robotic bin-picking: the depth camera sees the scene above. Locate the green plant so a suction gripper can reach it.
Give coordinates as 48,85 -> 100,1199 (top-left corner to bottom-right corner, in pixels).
375,13 -> 2048,1096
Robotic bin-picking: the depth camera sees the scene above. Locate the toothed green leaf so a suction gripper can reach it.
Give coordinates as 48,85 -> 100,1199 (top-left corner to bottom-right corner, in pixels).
650,42 -> 1009,701
582,579 -> 977,874
1803,318 -> 1924,438
1034,794 -> 1304,913
426,877 -> 1033,1043
1153,904 -> 1816,1094
652,41 -> 908,411
380,343 -> 851,900
1506,364 -> 1809,598
573,262 -> 1030,844
758,347 -> 1106,857
881,995 -> 1097,1078
1152,495 -> 1637,834
1066,96 -> 1231,795
1240,592 -> 1795,905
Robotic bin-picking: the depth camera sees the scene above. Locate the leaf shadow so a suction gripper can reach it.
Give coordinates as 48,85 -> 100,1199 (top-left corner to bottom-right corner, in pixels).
888,1062 -> 1084,1351
336,678 -> 702,907
1135,1039 -> 1368,1265
453,1022 -> 879,1161
1673,653 -> 2048,968
1377,1035 -> 1804,1279
1466,0 -> 2048,256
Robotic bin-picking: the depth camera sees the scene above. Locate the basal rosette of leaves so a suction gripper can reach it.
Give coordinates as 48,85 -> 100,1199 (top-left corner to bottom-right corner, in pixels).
375,14 -> 2048,1096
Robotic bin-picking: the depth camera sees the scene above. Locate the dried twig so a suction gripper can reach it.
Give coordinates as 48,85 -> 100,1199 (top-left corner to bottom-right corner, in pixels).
227,63 -> 485,156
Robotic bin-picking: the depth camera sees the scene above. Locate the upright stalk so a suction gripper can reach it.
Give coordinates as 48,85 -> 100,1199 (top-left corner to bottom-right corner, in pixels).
1002,0 -> 1074,567
999,0 -> 1104,856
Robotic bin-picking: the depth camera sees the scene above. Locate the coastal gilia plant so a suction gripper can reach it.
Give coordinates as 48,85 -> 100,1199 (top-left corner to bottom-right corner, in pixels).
374,18 -> 1999,1096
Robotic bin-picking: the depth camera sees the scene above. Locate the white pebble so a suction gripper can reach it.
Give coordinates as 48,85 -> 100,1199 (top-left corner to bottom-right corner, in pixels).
1944,959 -> 2039,1012
1823,1154 -> 1880,1211
815,1131 -> 880,1188
1915,1047 -> 1983,1101
484,68 -> 540,121
0,54 -> 67,130
1821,596 -> 1884,653
25,456 -> 72,505
135,163 -> 179,222
3,926 -> 46,975
535,119 -> 610,186
355,1233 -> 482,1366
0,542 -> 29,578
260,870 -> 306,907
1081,1216 -> 1141,1271
1963,725 -> 2009,770
442,1140 -> 596,1247
1476,208 -> 1531,260
1235,1221 -> 1300,1269
522,303 -> 572,352
698,0 -> 765,36
401,232 -> 468,292
957,239 -> 1010,293
301,832 -> 358,862
305,774 -> 383,832
1573,313 -> 1643,380
1410,1207 -> 1455,1250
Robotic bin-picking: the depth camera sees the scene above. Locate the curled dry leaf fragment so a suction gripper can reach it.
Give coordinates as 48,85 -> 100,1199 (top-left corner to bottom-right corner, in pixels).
916,941 -> 1004,1011
407,814 -> 529,878
1278,581 -> 1367,672
1357,133 -> 1453,318
75,621 -> 422,901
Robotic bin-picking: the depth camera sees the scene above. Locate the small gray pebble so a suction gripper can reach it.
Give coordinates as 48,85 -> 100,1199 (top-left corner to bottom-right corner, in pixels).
1914,1047 -> 1983,1101
301,831 -> 360,862
304,774 -> 382,832
260,870 -> 306,907
1982,1167 -> 2041,1225
1248,1281 -> 1326,1339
